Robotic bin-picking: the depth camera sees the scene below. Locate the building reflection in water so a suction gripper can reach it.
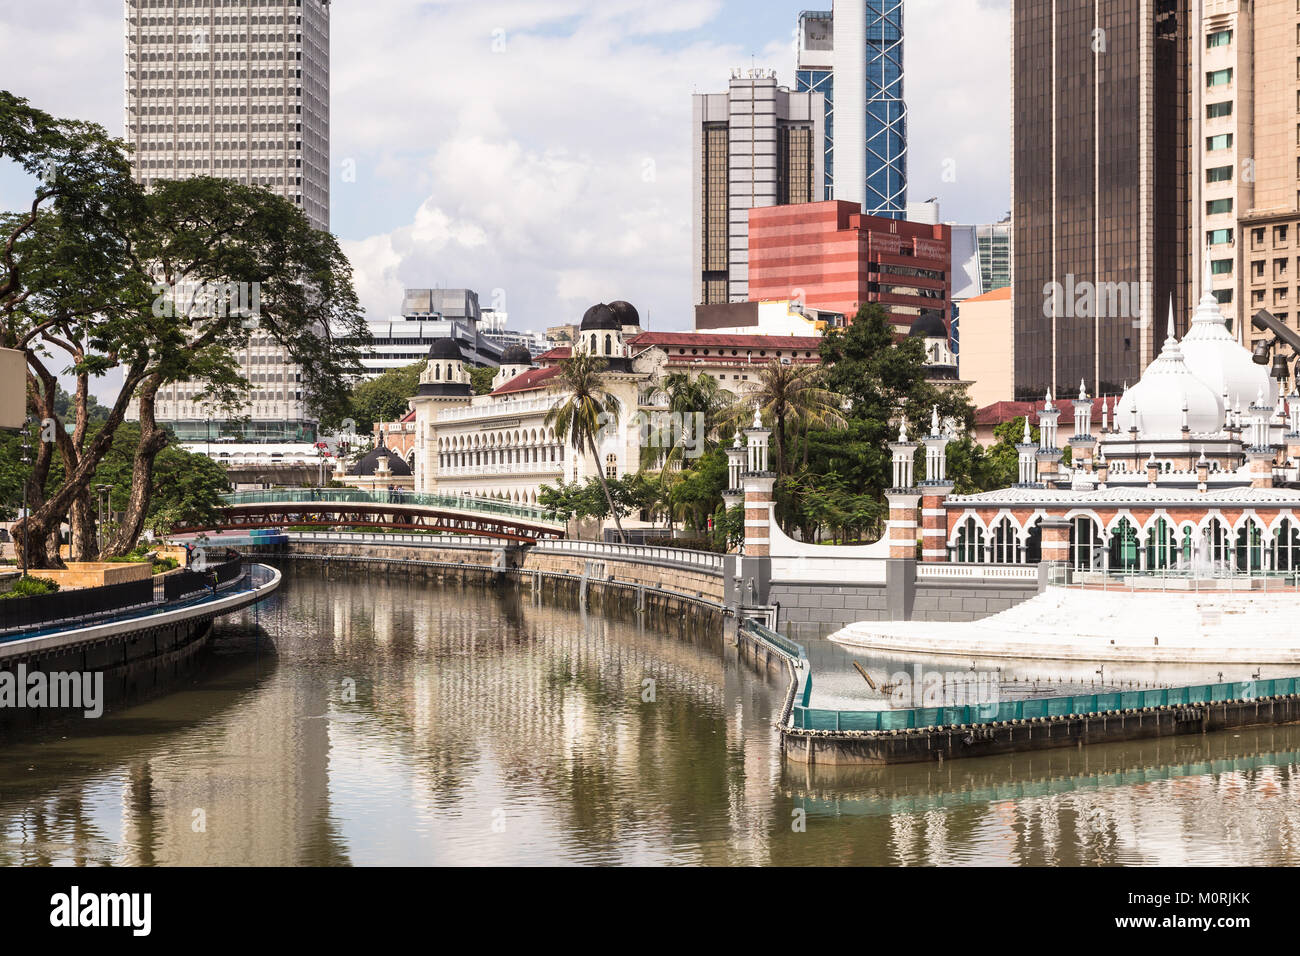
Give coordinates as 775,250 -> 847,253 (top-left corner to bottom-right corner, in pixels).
1,563 -> 1300,865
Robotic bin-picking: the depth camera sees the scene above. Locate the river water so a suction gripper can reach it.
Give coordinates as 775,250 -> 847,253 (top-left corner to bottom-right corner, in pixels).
2,562 -> 1299,866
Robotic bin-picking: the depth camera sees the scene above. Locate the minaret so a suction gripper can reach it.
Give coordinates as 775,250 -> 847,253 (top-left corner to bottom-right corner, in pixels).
919,406 -> 954,564
1034,391 -> 1060,494
886,416 -> 921,560
1016,414 -> 1038,486
1245,385 -> 1276,488
722,432 -> 746,514
740,406 -> 775,557
1068,380 -> 1095,473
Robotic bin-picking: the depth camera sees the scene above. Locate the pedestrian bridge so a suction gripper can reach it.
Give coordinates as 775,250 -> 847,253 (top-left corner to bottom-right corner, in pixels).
181,489 -> 567,542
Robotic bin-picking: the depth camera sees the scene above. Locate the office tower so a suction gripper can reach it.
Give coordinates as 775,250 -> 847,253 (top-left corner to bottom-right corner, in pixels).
123,0 -> 330,444
796,10 -> 835,200
1012,0 -> 1190,400
797,2 -> 908,218
692,71 -> 824,305
1193,1 -> 1300,349
748,200 -> 951,332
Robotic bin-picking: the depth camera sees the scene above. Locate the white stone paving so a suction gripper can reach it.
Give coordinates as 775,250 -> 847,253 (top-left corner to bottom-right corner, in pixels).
829,586 -> 1300,664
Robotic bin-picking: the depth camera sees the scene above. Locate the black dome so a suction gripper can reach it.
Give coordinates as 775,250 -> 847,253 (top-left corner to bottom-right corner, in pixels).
580,303 -> 621,331
608,300 -> 640,328
500,344 -> 533,366
909,311 -> 949,339
428,337 -> 465,360
349,443 -> 413,477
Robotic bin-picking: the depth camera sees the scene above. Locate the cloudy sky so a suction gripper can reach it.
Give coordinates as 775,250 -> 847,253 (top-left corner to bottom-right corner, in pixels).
0,0 -> 1010,338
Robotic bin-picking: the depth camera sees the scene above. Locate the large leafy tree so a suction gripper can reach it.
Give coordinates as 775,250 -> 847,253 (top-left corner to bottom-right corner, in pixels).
810,304 -> 979,501
544,351 -> 627,543
331,361 -> 426,434
101,176 -> 367,559
1,92 -> 368,567
1,91 -> 154,567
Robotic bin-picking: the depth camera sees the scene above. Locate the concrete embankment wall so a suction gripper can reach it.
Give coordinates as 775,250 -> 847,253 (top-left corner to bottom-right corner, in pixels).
771,579 -> 1038,640
0,616 -> 215,736
263,541 -> 727,645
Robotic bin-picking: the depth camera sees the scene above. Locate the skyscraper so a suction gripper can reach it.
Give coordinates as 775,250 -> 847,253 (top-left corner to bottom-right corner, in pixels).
1192,1 -> 1300,352
123,0 -> 330,444
692,71 -> 824,305
1012,0 -> 1190,400
796,2 -> 908,218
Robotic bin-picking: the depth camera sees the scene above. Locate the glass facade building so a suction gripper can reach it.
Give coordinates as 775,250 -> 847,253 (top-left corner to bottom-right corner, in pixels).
1012,0 -> 1190,401
797,3 -> 907,217
862,1 -> 907,219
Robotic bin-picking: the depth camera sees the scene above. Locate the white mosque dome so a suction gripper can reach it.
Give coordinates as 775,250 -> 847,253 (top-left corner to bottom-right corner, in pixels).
1179,262 -> 1270,414
1115,311 -> 1222,437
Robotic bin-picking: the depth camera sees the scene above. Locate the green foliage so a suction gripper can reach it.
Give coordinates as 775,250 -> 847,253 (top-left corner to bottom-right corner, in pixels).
330,361 -> 424,433
2,576 -> 59,599
644,536 -> 724,554
667,445 -> 729,532
470,366 -> 496,396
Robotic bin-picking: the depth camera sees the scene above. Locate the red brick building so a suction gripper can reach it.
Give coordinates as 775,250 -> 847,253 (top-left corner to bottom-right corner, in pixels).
747,200 -> 952,332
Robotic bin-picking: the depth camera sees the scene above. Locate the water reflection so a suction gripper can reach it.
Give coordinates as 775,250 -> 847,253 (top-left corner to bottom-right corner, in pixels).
0,563 -> 1298,865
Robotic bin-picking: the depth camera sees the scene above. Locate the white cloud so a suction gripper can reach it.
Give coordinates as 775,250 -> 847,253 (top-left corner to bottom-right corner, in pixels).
0,0 -> 1013,345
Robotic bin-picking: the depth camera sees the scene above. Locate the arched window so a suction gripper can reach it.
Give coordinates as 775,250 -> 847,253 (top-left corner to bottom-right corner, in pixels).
605,334 -> 612,354
1070,516 -> 1101,570
1108,517 -> 1140,571
1274,517 -> 1300,571
952,516 -> 985,563
1236,522 -> 1265,573
1023,518 -> 1042,564
1145,517 -> 1177,570
991,516 -> 1020,563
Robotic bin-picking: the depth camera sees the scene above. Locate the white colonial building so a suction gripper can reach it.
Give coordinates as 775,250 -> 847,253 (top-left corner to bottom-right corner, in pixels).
408,302 -> 650,506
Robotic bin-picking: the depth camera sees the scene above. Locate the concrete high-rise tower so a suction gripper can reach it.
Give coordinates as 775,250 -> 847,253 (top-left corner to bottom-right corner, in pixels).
798,2 -> 908,218
691,71 -> 824,305
123,0 -> 331,445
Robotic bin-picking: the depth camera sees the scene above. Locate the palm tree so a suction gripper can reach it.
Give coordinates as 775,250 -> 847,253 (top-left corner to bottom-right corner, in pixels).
639,371 -> 739,472
546,351 -> 627,543
746,360 -> 846,477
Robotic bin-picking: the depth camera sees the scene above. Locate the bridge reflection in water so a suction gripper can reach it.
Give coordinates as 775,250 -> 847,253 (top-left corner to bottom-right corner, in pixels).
1,563 -> 1299,865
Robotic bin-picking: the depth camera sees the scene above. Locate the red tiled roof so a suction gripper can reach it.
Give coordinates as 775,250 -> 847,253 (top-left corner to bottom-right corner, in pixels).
491,365 -> 563,395
976,397 -> 1116,427
627,331 -> 823,351
535,347 -> 571,365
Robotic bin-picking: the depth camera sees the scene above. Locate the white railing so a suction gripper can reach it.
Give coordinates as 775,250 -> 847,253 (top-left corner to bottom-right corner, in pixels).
436,396 -> 557,423
916,564 -> 1039,581
535,539 -> 724,573
283,531 -> 500,548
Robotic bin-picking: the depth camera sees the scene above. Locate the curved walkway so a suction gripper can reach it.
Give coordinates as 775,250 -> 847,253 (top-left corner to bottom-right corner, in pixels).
0,565 -> 281,659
